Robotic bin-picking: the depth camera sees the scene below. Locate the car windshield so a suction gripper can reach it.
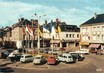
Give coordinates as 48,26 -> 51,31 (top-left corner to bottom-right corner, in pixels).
68,56 -> 72,58
49,57 -> 54,59
25,55 -> 32,58
21,56 -> 24,58
35,57 -> 41,59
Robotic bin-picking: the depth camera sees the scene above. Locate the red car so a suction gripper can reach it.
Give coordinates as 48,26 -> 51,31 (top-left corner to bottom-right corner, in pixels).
89,48 -> 97,53
47,55 -> 56,65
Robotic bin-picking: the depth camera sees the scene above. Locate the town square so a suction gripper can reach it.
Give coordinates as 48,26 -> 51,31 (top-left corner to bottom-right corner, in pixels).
0,0 -> 104,73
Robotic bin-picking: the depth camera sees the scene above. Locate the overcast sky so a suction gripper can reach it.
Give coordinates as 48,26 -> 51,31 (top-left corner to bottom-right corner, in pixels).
0,0 -> 104,27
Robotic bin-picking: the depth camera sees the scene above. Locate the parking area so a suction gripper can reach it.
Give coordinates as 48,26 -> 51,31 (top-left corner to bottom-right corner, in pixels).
0,55 -> 91,70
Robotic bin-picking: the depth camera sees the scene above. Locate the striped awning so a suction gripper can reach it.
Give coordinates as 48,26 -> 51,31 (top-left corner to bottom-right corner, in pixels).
89,44 -> 100,48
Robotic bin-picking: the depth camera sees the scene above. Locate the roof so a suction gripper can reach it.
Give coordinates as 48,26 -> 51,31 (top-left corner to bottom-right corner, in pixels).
22,54 -> 32,56
41,22 -> 80,32
81,14 -> 104,26
60,25 -> 80,32
12,18 -> 37,29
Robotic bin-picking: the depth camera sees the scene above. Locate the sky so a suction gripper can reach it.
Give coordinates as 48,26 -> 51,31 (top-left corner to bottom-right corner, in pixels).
0,0 -> 104,28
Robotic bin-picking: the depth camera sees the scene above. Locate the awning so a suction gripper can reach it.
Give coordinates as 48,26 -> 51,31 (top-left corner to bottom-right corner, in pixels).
89,44 -> 100,48
80,42 -> 89,45
50,40 -> 60,43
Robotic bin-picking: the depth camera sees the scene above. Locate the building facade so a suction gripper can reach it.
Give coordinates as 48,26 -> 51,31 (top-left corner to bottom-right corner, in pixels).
42,19 -> 80,48
80,14 -> 104,50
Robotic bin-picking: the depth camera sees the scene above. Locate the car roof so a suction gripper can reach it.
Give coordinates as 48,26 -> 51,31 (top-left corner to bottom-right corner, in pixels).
62,53 -> 71,56
35,55 -> 43,57
48,55 -> 55,57
22,54 -> 32,56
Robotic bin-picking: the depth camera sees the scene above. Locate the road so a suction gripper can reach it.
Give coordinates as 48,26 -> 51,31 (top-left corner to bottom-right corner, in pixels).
0,54 -> 104,73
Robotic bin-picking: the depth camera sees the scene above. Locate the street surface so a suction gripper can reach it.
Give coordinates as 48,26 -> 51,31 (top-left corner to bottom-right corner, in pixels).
0,54 -> 104,73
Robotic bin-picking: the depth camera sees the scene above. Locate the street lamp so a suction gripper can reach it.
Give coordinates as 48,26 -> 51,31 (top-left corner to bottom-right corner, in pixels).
34,13 -> 46,54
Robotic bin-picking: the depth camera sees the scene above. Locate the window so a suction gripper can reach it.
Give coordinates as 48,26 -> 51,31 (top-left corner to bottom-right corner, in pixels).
102,35 -> 104,40
72,34 -> 74,38
66,34 -> 68,38
93,35 -> 96,40
102,26 -> 104,31
93,27 -> 96,29
64,56 -> 67,58
97,35 -> 100,40
77,34 -> 79,38
25,55 -> 32,58
69,34 -> 71,37
68,56 -> 72,58
97,26 -> 100,28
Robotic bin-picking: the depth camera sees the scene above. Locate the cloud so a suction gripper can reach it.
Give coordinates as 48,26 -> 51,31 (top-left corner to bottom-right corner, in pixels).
0,0 -> 103,28
85,6 -> 102,13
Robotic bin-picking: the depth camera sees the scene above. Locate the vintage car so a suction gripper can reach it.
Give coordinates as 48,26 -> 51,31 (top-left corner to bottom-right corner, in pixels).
47,55 -> 56,65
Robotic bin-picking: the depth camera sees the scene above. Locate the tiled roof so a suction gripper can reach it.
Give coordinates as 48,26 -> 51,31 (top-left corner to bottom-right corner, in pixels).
81,14 -> 104,26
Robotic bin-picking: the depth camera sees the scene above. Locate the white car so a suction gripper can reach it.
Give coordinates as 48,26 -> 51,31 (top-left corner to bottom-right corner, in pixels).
48,49 -> 60,55
8,50 -> 20,58
20,54 -> 34,63
33,55 -> 46,64
76,49 -> 89,54
57,53 -> 75,63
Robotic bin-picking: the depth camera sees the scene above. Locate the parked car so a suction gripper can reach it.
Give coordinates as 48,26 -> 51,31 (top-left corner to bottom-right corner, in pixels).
33,55 -> 46,64
20,54 -> 34,63
69,52 -> 85,61
96,50 -> 104,55
59,48 -> 66,52
8,50 -> 19,57
47,55 -> 56,65
10,54 -> 21,62
8,50 -> 22,62
48,49 -> 60,55
89,48 -> 97,53
44,48 -> 50,54
76,49 -> 89,54
1,49 -> 14,59
57,53 -> 76,63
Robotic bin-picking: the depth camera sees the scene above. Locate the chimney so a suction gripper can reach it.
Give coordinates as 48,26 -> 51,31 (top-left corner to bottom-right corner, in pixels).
18,19 -> 21,23
56,18 -> 59,23
21,18 -> 24,21
31,19 -> 34,23
45,20 -> 47,25
34,19 -> 38,25
94,13 -> 97,19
